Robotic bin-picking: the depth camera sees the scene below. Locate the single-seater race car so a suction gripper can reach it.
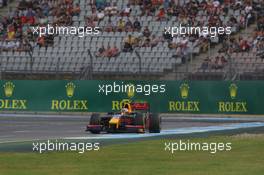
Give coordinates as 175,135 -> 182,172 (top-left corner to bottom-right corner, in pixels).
86,101 -> 161,134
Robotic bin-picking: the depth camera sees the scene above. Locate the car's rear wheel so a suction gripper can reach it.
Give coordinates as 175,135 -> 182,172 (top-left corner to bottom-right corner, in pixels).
89,113 -> 101,134
149,113 -> 161,133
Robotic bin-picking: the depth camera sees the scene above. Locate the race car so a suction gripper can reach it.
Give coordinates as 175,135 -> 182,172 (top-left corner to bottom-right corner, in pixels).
86,101 -> 161,134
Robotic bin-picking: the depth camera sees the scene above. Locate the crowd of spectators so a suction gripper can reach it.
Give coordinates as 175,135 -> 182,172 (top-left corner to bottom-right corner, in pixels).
122,30 -> 164,52
199,1 -> 264,72
0,0 -> 81,52
96,44 -> 120,58
88,0 -> 258,57
1,0 -> 263,62
200,54 -> 228,71
102,17 -> 141,32
219,4 -> 264,56
255,9 -> 264,58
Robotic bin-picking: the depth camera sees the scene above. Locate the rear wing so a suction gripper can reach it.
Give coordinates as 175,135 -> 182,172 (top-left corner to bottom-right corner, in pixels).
131,102 -> 150,111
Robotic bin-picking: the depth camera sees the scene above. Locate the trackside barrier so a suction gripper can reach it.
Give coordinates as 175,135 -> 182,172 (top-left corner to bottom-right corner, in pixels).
0,80 -> 263,114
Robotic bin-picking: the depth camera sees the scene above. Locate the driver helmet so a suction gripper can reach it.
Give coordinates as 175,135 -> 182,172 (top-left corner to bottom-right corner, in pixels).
121,108 -> 129,114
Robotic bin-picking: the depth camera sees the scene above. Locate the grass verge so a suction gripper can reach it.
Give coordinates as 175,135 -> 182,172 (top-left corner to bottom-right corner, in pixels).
0,134 -> 263,175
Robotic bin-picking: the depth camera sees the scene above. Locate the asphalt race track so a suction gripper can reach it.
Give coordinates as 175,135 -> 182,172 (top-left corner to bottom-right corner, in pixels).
0,113 -> 264,143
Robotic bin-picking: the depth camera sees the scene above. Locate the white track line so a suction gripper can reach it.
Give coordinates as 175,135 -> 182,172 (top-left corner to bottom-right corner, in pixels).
65,122 -> 264,140
1,122 -> 264,145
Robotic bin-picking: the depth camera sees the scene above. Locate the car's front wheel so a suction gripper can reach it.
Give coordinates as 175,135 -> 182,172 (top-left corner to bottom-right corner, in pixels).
148,113 -> 161,133
89,113 -> 101,134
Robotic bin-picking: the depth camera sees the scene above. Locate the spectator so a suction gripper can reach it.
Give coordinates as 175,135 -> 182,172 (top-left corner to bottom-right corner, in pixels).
105,18 -> 115,32
142,26 -> 151,38
133,18 -> 141,31
72,3 -> 81,16
239,38 -> 250,52
96,10 -> 105,22
150,35 -> 162,47
108,45 -> 120,57
117,18 -> 125,32
96,45 -> 120,58
86,17 -> 96,28
200,58 -> 209,71
125,19 -> 133,32
123,35 -> 135,52
105,2 -> 118,16
142,37 -> 151,47
156,8 -> 166,21
96,45 -> 106,57
37,36 -> 45,47
121,4 -> 132,16
163,28 -> 172,41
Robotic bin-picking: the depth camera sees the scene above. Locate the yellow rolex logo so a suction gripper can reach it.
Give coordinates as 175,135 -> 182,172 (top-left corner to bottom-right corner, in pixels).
65,82 -> 76,98
180,83 -> 189,99
229,83 -> 238,99
127,84 -> 135,98
3,82 -> 15,97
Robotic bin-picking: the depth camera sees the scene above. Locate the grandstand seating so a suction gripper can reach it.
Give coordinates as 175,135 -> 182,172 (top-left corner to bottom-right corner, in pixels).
0,0 -> 263,79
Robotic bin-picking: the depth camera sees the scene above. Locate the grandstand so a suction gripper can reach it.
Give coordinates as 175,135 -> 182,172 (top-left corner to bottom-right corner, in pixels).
0,0 -> 263,80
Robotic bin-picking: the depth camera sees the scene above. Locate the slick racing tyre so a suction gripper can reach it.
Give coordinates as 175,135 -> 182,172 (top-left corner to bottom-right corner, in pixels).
89,113 -> 101,134
149,113 -> 161,133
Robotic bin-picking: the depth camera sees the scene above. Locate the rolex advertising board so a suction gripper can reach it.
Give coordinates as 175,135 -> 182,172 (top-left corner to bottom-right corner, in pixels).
0,82 -> 27,110
0,80 -> 263,114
